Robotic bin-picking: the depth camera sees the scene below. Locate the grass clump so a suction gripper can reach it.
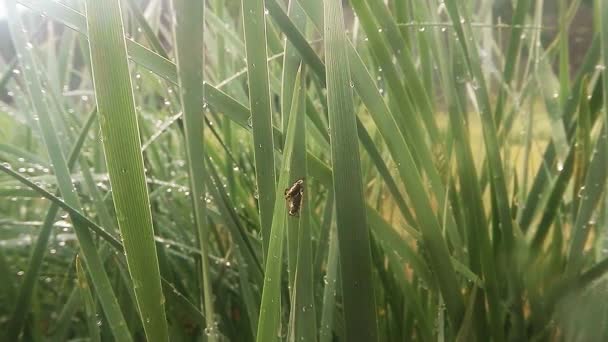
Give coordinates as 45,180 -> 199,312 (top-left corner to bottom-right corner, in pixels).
0,0 -> 607,341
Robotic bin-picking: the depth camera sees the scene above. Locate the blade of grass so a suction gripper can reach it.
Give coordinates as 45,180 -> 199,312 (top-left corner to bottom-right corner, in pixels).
241,0 -> 277,260
170,0 -> 216,338
255,68 -> 304,342
282,0 -> 306,292
323,0 -> 378,340
83,0 -> 168,339
288,74 -> 317,342
280,3 -> 317,340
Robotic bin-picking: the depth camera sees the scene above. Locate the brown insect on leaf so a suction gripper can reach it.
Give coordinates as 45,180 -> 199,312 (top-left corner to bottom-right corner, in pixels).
284,178 -> 304,217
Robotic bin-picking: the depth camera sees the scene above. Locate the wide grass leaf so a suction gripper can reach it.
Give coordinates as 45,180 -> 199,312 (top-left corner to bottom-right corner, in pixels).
84,0 -> 168,340
323,0 -> 378,340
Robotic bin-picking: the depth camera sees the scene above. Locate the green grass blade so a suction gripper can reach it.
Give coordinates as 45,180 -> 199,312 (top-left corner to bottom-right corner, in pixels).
241,0 -> 277,259
170,0 -> 216,338
323,0 -> 378,340
282,0 -> 307,293
280,4 -> 317,340
84,0 -> 168,340
256,68 -> 304,342
288,71 -> 318,342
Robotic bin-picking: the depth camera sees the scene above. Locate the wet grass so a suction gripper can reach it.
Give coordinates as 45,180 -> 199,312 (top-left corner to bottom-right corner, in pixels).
1,0 -> 608,341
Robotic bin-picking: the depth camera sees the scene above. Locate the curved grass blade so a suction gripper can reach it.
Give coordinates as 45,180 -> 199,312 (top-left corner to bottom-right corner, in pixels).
84,0 -> 168,339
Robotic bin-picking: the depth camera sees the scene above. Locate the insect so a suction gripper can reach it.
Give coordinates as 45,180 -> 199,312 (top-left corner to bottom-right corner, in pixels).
284,178 -> 305,217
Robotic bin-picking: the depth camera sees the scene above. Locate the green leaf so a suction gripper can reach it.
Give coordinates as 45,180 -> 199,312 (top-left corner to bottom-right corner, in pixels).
323,1 -> 378,340
256,68 -> 304,342
241,0 -> 277,259
84,0 -> 168,339
171,0 -> 217,338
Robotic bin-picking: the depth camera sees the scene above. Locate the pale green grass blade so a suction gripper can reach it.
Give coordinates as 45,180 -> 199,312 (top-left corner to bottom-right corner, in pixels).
84,0 -> 168,340
323,0 -> 378,340
255,69 -> 304,342
241,0 -> 277,259
170,0 -> 216,338
5,2 -> 132,341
